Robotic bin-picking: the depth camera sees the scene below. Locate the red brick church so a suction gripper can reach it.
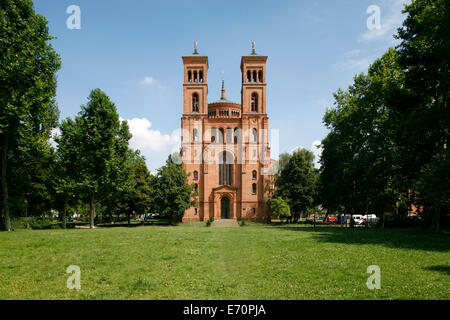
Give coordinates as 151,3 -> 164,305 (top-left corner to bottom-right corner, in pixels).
181,42 -> 274,222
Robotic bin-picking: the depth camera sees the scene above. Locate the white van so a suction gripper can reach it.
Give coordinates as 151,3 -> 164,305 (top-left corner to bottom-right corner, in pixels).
352,215 -> 365,225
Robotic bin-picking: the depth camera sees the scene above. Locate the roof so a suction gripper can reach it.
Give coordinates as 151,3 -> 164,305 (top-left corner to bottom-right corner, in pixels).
209,98 -> 240,105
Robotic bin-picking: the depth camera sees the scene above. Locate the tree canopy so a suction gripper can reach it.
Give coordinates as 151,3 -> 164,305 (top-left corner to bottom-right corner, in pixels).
275,148 -> 319,222
0,0 -> 61,230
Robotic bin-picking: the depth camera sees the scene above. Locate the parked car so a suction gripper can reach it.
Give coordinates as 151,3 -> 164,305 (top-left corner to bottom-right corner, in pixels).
364,214 -> 378,223
352,215 -> 365,225
326,216 -> 337,223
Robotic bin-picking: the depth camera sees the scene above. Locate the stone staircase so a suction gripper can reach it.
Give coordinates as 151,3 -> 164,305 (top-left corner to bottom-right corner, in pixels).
213,219 -> 240,228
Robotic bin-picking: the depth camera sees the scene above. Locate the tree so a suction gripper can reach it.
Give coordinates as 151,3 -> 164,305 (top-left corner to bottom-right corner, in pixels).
395,0 -> 449,230
151,153 -> 193,224
74,89 -> 123,228
320,49 -> 409,226
276,148 -> 319,223
102,121 -> 134,225
7,103 -> 59,221
270,197 -> 291,222
0,0 -> 61,230
53,118 -> 82,228
118,152 -> 153,225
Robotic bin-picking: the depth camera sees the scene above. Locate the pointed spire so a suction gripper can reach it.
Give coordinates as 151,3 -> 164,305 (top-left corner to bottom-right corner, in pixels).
221,80 -> 226,100
221,70 -> 226,100
193,41 -> 199,55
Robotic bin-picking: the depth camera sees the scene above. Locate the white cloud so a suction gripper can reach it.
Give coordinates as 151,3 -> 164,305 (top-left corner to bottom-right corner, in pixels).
122,117 -> 179,153
311,140 -> 323,168
358,0 -> 410,44
49,127 -> 61,148
140,76 -> 156,86
121,117 -> 180,170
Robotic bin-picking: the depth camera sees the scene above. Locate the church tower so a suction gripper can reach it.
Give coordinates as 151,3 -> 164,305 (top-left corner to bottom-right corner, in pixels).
241,41 -> 267,114
181,42 -> 272,223
240,42 -> 270,219
181,42 -> 208,221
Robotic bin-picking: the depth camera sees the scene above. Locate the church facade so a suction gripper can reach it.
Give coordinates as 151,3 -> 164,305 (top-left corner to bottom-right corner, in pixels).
181,43 -> 274,222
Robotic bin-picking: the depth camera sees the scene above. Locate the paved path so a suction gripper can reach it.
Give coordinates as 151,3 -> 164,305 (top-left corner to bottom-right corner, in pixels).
213,219 -> 240,228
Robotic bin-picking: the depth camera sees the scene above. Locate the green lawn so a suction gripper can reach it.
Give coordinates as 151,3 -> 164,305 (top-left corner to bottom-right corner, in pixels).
0,223 -> 449,300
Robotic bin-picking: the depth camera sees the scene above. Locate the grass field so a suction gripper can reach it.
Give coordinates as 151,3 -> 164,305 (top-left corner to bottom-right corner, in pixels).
0,223 -> 449,300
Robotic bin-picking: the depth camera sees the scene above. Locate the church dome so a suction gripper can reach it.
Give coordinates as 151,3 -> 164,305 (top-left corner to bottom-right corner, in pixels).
208,80 -> 241,118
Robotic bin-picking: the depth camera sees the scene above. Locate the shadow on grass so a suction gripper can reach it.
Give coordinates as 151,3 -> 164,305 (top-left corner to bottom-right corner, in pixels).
97,223 -> 143,228
97,221 -> 170,228
274,225 -> 450,252
424,265 -> 450,275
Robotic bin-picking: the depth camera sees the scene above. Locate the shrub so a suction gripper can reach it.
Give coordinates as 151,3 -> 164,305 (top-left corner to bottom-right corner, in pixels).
270,197 -> 291,222
239,220 -> 246,227
11,217 -> 55,230
205,217 -> 213,227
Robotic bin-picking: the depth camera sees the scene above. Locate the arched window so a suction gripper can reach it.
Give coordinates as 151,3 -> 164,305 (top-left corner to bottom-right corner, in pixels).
252,128 -> 258,143
193,70 -> 198,83
226,128 -> 232,144
219,152 -> 232,186
234,127 -> 240,144
252,183 -> 257,194
219,128 -> 225,144
192,93 -> 199,112
193,128 -> 198,142
193,171 -> 198,180
247,70 -> 251,83
253,70 -> 257,82
188,71 -> 192,82
199,70 -> 203,83
211,128 -> 217,143
251,93 -> 258,112
252,170 -> 257,180
194,183 -> 198,192
258,70 -> 263,82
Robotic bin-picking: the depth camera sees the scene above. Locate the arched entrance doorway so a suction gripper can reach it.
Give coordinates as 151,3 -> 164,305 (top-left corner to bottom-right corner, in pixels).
221,197 -> 230,219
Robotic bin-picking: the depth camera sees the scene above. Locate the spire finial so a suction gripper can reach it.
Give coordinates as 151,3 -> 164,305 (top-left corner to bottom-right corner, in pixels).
221,71 -> 226,100
251,41 -> 256,55
193,41 -> 198,55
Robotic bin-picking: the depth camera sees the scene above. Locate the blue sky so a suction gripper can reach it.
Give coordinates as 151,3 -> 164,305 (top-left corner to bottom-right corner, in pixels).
35,0 -> 410,171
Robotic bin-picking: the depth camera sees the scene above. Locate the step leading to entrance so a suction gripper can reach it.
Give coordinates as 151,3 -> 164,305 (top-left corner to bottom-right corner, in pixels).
213,219 -> 240,228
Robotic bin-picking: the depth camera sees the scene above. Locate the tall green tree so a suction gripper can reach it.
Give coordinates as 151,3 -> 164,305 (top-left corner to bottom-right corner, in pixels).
113,151 -> 152,225
53,118 -> 83,228
151,153 -> 193,224
322,49 -> 408,224
276,148 -> 319,223
0,0 -> 60,230
102,121 -> 134,224
75,89 -> 123,228
395,0 -> 450,229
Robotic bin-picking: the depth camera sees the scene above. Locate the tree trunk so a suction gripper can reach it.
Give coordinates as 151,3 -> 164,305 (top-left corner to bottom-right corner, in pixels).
90,193 -> 95,228
1,135 -> 12,231
109,208 -> 113,224
127,212 -> 131,226
313,211 -> 316,228
323,211 -> 329,223
433,200 -> 441,231
62,196 -> 68,229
